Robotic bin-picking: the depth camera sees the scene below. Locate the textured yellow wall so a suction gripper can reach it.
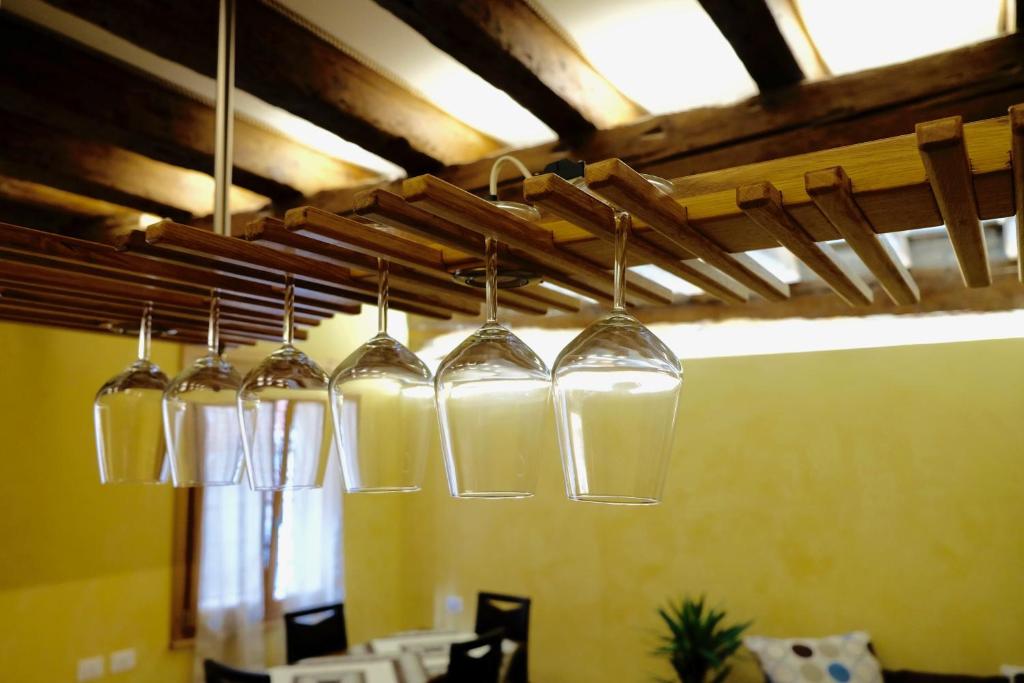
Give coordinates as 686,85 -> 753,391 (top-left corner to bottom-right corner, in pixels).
3,315 -> 1023,682
0,322 -> 190,683
397,338 -> 1024,681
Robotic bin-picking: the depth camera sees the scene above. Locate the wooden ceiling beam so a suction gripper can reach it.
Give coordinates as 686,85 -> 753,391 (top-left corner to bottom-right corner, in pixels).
374,0 -> 643,140
327,33 -> 1021,208
45,0 -> 502,172
0,111 -> 268,222
696,0 -> 805,91
0,15 -> 376,203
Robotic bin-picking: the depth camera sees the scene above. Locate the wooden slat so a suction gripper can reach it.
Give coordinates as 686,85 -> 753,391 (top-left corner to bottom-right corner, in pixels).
0,309 -> 256,346
737,181 -> 873,305
0,288 -> 298,340
243,219 -> 481,318
111,231 -> 347,320
273,212 -> 552,316
0,221 -> 362,315
402,175 -> 674,306
0,15 -> 377,201
5,285 -> 319,330
805,166 -> 920,305
285,207 -> 447,272
584,159 -> 790,301
0,298 -> 292,343
521,173 -> 748,303
1011,104 -> 1024,282
916,116 -> 991,288
496,265 -> 1024,331
374,0 -> 643,140
0,111 -> 268,221
45,0 -> 502,172
695,0 -> 805,91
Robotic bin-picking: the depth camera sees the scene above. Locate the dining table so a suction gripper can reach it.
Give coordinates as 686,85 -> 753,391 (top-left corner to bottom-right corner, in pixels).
267,630 -> 478,683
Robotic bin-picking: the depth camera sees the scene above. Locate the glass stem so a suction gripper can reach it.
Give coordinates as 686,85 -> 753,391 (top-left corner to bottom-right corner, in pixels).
282,275 -> 295,346
137,303 -> 152,362
377,258 -> 389,336
612,212 -> 629,313
207,293 -> 221,356
485,236 -> 498,324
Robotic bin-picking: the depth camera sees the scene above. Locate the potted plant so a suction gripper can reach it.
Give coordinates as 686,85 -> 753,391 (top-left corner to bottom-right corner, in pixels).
654,595 -> 751,683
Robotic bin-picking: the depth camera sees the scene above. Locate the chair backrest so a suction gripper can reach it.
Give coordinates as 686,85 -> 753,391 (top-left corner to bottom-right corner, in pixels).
446,629 -> 504,683
203,659 -> 270,683
474,592 -> 530,643
283,602 -> 348,664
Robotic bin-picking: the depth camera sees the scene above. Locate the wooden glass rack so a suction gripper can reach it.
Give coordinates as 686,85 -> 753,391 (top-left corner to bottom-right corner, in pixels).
0,106 -> 1020,346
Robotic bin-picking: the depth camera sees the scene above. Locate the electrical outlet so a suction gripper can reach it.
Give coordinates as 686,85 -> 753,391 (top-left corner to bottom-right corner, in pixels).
76,656 -> 104,681
445,594 -> 464,615
110,648 -> 136,674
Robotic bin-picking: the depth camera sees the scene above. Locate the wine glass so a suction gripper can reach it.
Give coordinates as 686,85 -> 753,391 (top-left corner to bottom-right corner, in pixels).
162,294 -> 244,487
435,232 -> 552,499
93,304 -> 169,484
329,259 -> 435,493
238,276 -> 332,490
552,211 -> 683,505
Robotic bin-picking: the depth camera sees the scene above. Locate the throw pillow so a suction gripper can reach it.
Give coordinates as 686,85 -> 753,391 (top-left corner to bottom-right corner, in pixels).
1001,666 -> 1024,683
745,631 -> 884,683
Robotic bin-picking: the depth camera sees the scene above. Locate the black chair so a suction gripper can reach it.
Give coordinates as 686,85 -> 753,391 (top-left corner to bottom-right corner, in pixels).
445,629 -> 504,683
474,592 -> 530,683
203,659 -> 269,683
283,602 -> 348,664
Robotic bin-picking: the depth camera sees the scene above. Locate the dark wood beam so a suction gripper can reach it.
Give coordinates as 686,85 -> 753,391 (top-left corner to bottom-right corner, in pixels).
0,15 -> 377,202
374,0 -> 643,141
44,0 -> 503,172
426,33 -> 1024,200
696,0 -> 805,91
0,111 -> 268,222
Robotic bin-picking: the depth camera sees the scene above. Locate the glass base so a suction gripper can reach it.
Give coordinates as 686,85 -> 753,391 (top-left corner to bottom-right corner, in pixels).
569,494 -> 660,506
345,486 -> 421,494
452,491 -> 535,500
172,479 -> 239,488
101,479 -> 167,486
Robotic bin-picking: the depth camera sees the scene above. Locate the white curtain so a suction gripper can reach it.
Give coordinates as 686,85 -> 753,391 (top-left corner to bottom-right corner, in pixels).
192,456 -> 345,680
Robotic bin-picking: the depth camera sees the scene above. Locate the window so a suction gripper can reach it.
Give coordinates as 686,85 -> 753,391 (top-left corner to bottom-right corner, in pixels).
170,348 -> 345,647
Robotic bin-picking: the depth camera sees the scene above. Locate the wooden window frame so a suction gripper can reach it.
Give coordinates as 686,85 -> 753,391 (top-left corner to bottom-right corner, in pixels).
170,486 -> 288,648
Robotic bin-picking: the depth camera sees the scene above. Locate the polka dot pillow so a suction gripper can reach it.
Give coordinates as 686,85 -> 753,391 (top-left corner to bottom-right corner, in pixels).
744,631 -> 883,683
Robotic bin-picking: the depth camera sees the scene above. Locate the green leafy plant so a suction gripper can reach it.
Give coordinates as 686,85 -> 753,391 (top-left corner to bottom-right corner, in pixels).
654,596 -> 751,683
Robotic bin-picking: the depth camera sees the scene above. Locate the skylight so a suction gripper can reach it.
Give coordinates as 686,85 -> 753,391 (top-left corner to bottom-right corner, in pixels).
532,0 -> 758,114
795,0 -> 1007,75
278,0 -> 556,148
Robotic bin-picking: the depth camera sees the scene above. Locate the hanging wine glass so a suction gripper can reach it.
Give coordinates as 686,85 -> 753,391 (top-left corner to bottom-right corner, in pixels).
329,259 -> 435,493
435,235 -> 551,499
552,211 -> 682,505
93,304 -> 168,484
238,276 -> 332,490
162,294 -> 244,487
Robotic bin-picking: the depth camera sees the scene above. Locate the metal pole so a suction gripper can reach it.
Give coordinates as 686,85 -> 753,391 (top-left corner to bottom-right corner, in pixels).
213,0 -> 236,236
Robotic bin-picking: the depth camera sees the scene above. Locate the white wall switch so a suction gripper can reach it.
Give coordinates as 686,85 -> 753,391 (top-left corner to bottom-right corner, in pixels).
110,648 -> 136,673
445,594 -> 464,615
76,655 -> 104,681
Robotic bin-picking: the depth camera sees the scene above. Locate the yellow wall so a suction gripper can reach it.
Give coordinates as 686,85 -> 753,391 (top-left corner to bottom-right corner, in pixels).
3,313 -> 1022,682
0,322 -> 190,683
391,338 -> 1024,681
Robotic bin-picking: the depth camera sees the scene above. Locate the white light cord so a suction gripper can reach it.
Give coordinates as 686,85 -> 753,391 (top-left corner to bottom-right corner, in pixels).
489,155 -> 532,198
